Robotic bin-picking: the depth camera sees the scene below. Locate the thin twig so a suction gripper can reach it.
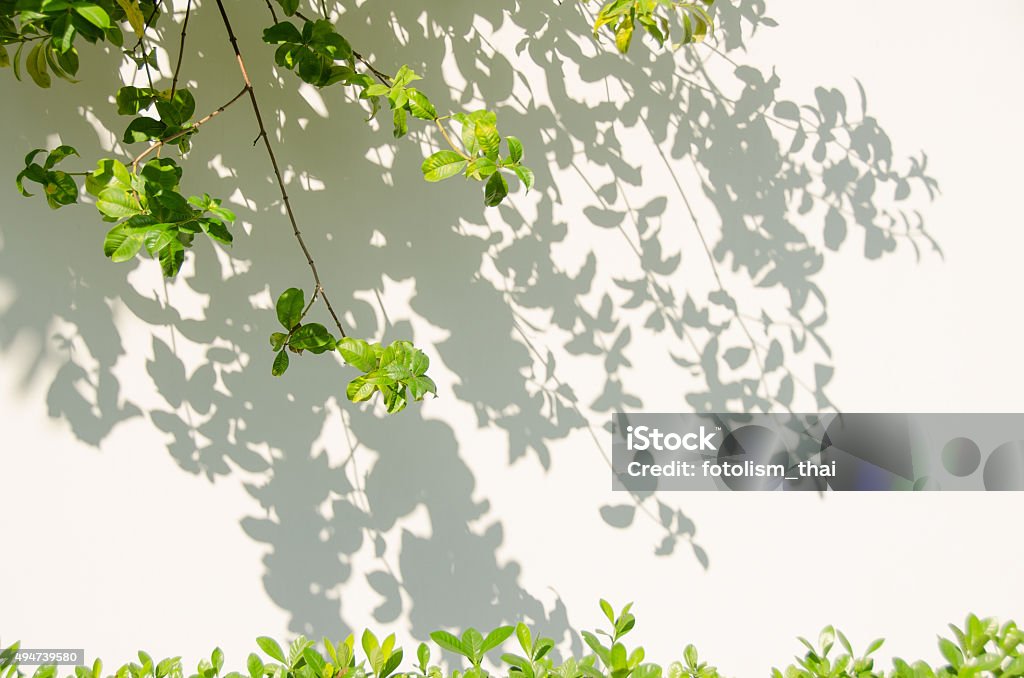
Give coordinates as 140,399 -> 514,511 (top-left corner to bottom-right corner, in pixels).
352,50 -> 392,86
130,0 -> 162,52
129,0 -> 160,90
131,86 -> 248,170
262,0 -> 278,23
434,118 -> 468,158
170,0 -> 193,96
213,0 -> 347,338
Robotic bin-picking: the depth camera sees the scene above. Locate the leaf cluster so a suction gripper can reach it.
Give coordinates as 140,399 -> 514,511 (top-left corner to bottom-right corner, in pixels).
116,85 -> 198,151
87,157 -> 236,276
591,0 -> 714,53
421,111 -> 534,208
4,607 -> 1020,678
774,614 -> 1024,678
1,0 -> 157,86
270,288 -> 437,415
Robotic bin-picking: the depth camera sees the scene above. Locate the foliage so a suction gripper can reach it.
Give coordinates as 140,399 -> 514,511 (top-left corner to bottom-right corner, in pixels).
2,605 -> 1021,678
591,0 -> 715,53
1,0 -> 713,414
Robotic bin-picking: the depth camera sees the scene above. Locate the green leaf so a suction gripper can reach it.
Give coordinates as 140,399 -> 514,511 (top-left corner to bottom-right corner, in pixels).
272,349 -> 289,377
430,632 -> 466,659
392,107 -> 408,138
45,145 -> 79,169
263,21 -> 303,45
515,624 -> 532,656
105,25 -> 125,47
26,42 -> 51,88
614,15 -> 634,53
409,349 -> 429,376
581,632 -> 609,668
141,158 -> 183,192
160,239 -> 185,277
462,629 -> 484,664
406,88 -> 437,120
96,189 -> 142,219
512,165 -> 535,192
15,160 -> 46,197
474,121 -> 500,159
291,323 -> 336,353
116,86 -> 157,115
338,338 -> 377,373
123,116 -> 167,144
465,157 -> 497,180
480,627 -> 514,655
297,49 -> 328,84
276,288 -> 305,330
275,0 -> 299,16
115,0 -> 146,38
74,3 -> 112,29
421,151 -> 467,182
269,332 -> 289,351
382,383 -> 407,413
407,375 -> 436,400
200,219 -> 232,246
301,649 -> 324,677
257,639 -> 286,664
484,172 -> 508,207
506,136 -> 523,163
346,376 -> 376,402
55,45 -> 80,76
155,89 -> 196,126
593,0 -> 631,36
246,655 -> 264,678
44,171 -> 79,208
103,224 -> 144,262
50,14 -> 76,53
379,650 -> 403,678
392,64 -> 421,87
86,158 -> 133,197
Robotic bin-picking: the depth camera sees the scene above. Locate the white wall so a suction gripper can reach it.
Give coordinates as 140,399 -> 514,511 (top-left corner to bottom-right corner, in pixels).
2,2 -> 1022,677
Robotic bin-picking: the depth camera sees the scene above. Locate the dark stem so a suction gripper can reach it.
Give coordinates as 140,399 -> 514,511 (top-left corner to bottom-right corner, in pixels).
212,0 -> 348,338
130,0 -> 162,89
170,0 -> 193,96
131,0 -> 162,52
262,0 -> 278,24
352,50 -> 392,86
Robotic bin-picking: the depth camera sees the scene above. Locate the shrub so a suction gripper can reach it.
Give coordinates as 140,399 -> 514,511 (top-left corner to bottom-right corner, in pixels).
2,603 -> 1022,678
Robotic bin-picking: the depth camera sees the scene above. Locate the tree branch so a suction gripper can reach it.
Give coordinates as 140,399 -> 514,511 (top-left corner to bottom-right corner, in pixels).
130,0 -> 162,52
213,0 -> 348,338
131,85 -> 248,170
352,50 -> 392,86
262,0 -> 278,24
170,0 -> 193,96
434,118 -> 469,159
